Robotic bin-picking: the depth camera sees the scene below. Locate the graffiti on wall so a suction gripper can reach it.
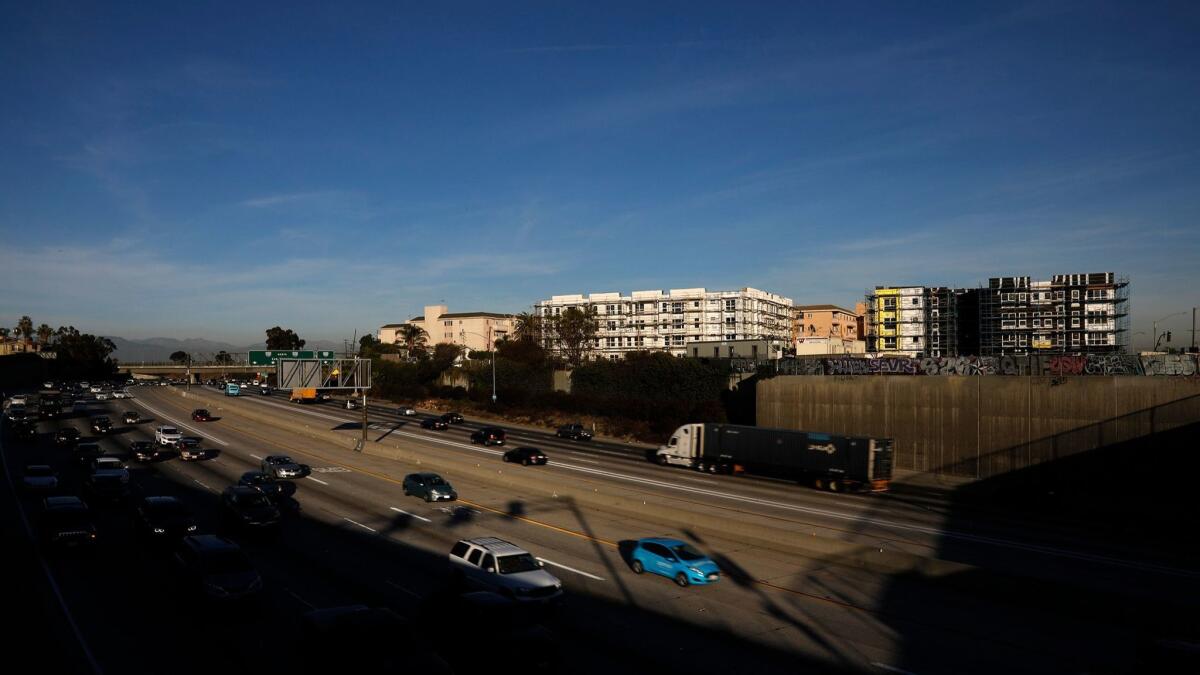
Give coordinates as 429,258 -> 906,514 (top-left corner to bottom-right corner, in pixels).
774,353 -> 1199,377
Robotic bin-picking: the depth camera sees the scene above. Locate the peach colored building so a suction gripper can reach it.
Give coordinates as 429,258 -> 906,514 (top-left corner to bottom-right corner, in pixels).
380,305 -> 515,353
792,304 -> 861,341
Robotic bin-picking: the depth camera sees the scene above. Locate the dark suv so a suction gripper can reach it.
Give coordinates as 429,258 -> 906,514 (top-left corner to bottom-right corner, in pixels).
135,496 -> 199,540
39,496 -> 97,549
470,427 -> 506,446
220,486 -> 281,530
556,423 -> 592,441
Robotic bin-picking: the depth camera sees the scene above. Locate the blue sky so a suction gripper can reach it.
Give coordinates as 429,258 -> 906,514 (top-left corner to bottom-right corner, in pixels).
2,1 -> 1197,349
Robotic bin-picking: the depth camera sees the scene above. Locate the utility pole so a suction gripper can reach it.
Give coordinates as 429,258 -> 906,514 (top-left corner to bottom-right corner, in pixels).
1192,307 -> 1197,352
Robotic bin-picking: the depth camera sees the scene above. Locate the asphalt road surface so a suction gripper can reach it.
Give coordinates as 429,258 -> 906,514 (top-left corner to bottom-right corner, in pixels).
3,385 -> 1196,674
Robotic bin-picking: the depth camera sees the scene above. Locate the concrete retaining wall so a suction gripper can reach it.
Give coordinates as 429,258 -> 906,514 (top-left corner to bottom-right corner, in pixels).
758,375 -> 1200,479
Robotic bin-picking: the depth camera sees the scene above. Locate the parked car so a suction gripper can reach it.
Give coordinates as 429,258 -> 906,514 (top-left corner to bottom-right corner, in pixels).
470,426 -> 507,446
556,423 -> 593,441
503,447 -> 548,466
402,473 -> 457,502
420,417 -> 448,430
129,440 -> 162,462
135,495 -> 199,540
629,537 -> 721,587
90,415 -> 113,434
173,535 -> 262,601
448,537 -> 562,602
22,465 -> 59,492
39,496 -> 97,549
220,486 -> 281,530
261,455 -> 310,479
178,438 -> 205,461
122,411 -> 140,425
440,412 -> 464,424
191,409 -> 212,422
155,426 -> 182,446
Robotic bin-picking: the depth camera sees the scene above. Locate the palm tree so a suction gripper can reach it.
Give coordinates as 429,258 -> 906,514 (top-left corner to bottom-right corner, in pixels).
396,324 -> 428,350
513,311 -> 543,343
36,323 -> 53,345
17,316 -> 33,342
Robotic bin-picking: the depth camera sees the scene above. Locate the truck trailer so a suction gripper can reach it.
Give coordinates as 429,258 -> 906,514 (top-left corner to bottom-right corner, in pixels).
290,388 -> 318,403
653,423 -> 894,492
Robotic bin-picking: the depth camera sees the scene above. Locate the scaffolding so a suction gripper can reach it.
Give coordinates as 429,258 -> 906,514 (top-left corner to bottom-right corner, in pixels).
864,286 -> 961,357
977,273 -> 1130,356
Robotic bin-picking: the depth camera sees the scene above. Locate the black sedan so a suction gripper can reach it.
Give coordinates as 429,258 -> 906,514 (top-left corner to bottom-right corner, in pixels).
54,428 -> 80,446
220,486 -> 281,530
135,496 -> 199,540
502,447 -> 548,466
129,440 -> 162,462
122,411 -> 140,425
90,416 -> 112,434
420,417 -> 448,431
238,471 -> 297,502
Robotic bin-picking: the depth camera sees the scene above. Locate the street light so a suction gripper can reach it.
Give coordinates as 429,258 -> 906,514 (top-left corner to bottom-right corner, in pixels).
1152,312 -> 1188,352
460,330 -> 497,404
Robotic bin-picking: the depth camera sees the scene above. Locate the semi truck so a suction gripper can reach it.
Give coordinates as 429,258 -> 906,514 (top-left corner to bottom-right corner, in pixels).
652,423 -> 894,492
290,388 -> 318,403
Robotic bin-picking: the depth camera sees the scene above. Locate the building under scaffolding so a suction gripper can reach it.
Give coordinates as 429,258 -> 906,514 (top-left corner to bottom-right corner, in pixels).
977,273 -> 1130,356
864,286 -> 962,357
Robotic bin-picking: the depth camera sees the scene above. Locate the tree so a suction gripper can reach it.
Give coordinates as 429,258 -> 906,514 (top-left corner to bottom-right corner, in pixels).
265,326 -> 306,350
0,327 -> 8,339
396,324 -> 428,351
214,351 -> 233,365
552,306 -> 599,367
496,337 -> 547,366
17,316 -> 33,342
36,323 -> 53,345
169,350 -> 190,364
513,311 -> 544,343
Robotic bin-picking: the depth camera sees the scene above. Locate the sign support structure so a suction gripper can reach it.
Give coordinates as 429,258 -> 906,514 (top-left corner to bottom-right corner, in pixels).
274,358 -> 373,450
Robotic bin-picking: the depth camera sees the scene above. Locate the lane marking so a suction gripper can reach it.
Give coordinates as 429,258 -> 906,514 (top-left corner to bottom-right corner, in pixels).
385,579 -> 421,598
286,588 -> 316,610
306,476 -> 329,486
873,663 -> 920,675
131,399 -> 230,446
536,557 -> 606,581
249,454 -> 263,460
389,506 -> 432,523
193,479 -> 215,492
191,388 -> 1200,579
343,517 -> 377,533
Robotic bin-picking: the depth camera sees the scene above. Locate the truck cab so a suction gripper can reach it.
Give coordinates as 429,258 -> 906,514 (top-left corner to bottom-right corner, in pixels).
655,424 -> 703,468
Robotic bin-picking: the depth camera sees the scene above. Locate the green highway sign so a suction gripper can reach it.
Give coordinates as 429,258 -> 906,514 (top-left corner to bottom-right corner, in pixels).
249,350 -> 336,366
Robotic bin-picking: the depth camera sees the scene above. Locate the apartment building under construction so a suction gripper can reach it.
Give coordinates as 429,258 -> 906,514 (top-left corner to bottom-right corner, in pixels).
535,287 -> 793,359
864,286 -> 961,357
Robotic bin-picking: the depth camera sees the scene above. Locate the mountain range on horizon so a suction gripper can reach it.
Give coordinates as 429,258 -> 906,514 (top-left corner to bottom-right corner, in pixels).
104,336 -> 351,363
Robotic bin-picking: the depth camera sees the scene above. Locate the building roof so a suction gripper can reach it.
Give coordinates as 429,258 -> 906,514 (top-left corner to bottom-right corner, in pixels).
795,304 -> 858,314
380,323 -> 407,328
436,312 -> 513,320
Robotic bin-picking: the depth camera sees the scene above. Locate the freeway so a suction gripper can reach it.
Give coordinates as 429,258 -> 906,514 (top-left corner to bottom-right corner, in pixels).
2,386 -> 1194,674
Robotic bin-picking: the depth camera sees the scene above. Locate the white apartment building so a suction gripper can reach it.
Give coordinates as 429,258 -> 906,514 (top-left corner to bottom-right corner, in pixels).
535,287 -> 793,359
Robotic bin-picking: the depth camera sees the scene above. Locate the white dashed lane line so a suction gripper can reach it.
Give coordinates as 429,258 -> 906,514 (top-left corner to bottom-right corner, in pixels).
193,479 -> 215,492
306,476 -> 329,486
389,506 -> 432,523
249,454 -> 263,460
343,517 -> 377,533
536,557 -> 606,581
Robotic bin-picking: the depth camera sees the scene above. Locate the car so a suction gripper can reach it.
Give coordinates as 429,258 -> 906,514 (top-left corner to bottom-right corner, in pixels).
420,417 -> 448,430
122,411 -> 140,425
344,399 -> 360,410
39,496 -> 97,549
317,392 -> 332,402
259,387 -> 270,396
220,486 -> 281,530
440,412 -> 464,424
503,447 -> 548,466
129,440 -> 163,462
448,537 -> 563,602
173,535 -> 263,601
88,386 -> 102,394
84,461 -> 131,503
112,390 -> 128,399
74,442 -> 103,465
155,426 -> 182,446
42,381 -> 54,390
90,455 -> 126,471
178,438 -> 205,461
22,465 -> 59,492
94,392 -> 109,401
135,496 -> 199,540
629,538 -> 721,587
299,606 -> 452,675
261,455 -> 310,479
402,472 -> 457,502
90,416 -> 112,434
6,405 -> 28,421
556,423 -> 593,441
397,405 -> 416,416
11,419 -> 37,441
470,426 -> 506,446
191,409 -> 212,422
237,471 -> 297,503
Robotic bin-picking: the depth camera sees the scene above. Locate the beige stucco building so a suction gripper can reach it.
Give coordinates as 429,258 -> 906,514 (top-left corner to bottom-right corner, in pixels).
791,304 -> 865,354
380,305 -> 515,353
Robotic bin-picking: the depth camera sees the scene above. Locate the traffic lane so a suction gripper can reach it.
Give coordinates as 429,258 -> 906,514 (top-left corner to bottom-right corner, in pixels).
132,391 -> 1091,673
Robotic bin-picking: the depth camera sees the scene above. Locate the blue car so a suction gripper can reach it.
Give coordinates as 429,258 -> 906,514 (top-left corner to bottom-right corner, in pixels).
630,538 -> 720,587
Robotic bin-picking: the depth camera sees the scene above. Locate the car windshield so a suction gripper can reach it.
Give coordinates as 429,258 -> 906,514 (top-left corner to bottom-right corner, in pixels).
196,410 -> 208,415
201,550 -> 253,575
161,427 -> 178,435
497,554 -> 541,574
275,457 -> 294,464
671,544 -> 707,561
428,476 -> 446,485
237,493 -> 272,507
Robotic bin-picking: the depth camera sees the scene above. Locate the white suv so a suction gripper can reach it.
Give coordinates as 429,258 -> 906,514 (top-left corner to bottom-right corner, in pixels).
155,426 -> 182,446
448,537 -> 563,602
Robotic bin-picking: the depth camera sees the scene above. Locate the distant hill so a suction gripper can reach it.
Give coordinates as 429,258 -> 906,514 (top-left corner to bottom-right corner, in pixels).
105,336 -> 348,363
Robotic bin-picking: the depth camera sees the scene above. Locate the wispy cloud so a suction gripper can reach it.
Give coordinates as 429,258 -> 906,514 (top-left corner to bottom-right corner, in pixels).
241,191 -> 341,208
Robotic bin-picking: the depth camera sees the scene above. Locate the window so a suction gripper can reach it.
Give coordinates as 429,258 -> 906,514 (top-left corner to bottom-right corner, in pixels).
1071,318 -> 1080,328
672,335 -> 684,345
450,542 -> 469,558
912,298 -> 919,305
673,319 -> 684,329
725,317 -> 735,326
1018,319 -> 1027,328
725,334 -> 736,340
671,302 -> 683,314
725,299 -> 736,312
1071,290 -> 1080,300
693,301 -> 699,308
713,347 -> 719,358
467,549 -> 482,565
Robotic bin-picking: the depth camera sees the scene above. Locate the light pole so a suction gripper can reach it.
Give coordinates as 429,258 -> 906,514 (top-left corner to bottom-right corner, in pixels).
461,330 -> 497,405
1152,311 -> 1188,352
